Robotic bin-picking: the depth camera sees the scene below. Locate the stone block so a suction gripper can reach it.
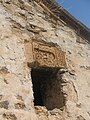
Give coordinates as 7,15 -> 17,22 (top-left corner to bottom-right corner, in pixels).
25,40 -> 67,68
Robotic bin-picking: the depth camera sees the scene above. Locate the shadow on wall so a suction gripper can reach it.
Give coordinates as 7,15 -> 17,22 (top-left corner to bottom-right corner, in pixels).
31,67 -> 66,110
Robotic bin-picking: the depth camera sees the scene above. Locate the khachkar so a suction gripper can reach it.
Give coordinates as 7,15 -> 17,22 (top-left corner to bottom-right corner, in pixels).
25,40 -> 67,68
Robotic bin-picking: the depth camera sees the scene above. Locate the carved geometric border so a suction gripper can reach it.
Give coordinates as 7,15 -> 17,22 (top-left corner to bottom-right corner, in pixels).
25,40 -> 67,68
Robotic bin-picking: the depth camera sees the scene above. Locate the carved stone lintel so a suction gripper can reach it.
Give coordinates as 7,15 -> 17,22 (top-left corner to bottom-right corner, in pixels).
25,40 -> 67,68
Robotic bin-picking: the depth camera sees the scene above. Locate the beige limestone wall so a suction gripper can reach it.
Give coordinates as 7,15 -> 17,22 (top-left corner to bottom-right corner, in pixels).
0,0 -> 90,120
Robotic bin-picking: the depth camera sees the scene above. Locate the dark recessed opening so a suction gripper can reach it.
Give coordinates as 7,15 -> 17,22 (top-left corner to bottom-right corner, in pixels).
31,67 -> 65,110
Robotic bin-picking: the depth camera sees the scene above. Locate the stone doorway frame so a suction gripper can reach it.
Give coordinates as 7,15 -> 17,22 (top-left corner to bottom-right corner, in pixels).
25,40 -> 67,110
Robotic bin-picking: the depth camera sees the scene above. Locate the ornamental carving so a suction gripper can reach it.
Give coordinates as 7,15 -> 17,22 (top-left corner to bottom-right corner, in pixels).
25,40 -> 67,68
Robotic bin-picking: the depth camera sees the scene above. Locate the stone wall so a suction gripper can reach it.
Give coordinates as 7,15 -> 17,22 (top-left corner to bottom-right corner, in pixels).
0,0 -> 90,120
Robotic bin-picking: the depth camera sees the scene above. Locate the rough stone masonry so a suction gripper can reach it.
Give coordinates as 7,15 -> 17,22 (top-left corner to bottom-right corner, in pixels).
0,0 -> 90,120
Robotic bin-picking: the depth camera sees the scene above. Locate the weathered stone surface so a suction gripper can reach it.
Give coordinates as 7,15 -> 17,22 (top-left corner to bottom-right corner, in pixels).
25,40 -> 67,68
0,100 -> 9,109
3,113 -> 17,120
0,0 -> 90,120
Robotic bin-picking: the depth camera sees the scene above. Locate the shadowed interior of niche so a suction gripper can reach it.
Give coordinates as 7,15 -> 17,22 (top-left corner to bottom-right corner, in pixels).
31,67 -> 65,110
